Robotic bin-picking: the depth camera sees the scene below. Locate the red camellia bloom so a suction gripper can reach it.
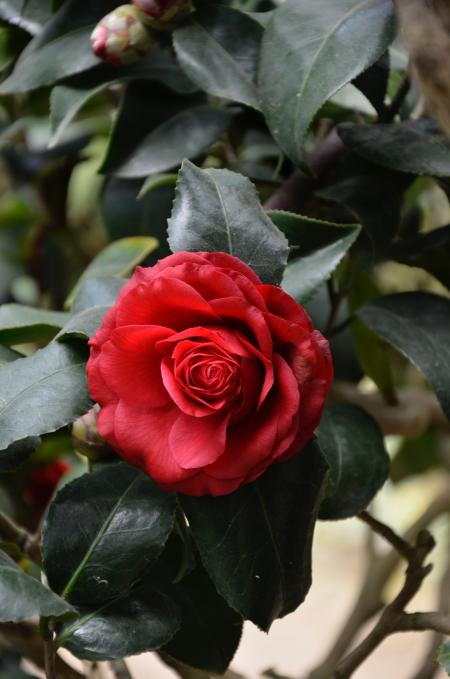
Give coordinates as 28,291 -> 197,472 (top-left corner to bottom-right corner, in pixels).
87,252 -> 333,496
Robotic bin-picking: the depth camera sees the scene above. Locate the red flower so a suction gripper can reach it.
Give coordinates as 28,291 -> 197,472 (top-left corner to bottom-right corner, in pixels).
87,252 -> 333,496
24,461 -> 70,517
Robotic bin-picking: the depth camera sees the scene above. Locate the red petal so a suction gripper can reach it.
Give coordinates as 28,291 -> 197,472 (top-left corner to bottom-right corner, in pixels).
169,412 -> 228,469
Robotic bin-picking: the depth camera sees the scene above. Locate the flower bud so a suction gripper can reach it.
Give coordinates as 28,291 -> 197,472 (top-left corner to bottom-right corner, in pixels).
132,0 -> 194,30
91,4 -> 153,66
72,405 -> 116,461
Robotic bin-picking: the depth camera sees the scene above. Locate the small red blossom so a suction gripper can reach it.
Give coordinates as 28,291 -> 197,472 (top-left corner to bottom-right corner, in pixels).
23,461 -> 70,518
87,252 -> 333,496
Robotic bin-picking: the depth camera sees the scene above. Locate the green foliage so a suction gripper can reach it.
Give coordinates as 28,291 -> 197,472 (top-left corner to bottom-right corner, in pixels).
437,640 -> 450,676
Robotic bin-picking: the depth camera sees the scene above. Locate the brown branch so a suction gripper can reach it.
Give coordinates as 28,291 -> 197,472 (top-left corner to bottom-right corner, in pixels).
334,530 -> 436,678
394,611 -> 450,635
379,73 -> 411,123
0,512 -> 41,565
306,485 -> 450,679
110,660 -> 133,679
358,510 -> 413,561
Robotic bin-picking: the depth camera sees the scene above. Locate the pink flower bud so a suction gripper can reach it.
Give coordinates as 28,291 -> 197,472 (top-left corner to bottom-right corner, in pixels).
132,0 -> 193,30
91,4 -> 153,66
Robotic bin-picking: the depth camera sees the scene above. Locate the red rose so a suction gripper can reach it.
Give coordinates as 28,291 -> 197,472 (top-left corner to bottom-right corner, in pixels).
87,252 -> 333,496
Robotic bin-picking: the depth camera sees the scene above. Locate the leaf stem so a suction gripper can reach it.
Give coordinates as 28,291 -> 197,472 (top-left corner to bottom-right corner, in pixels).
40,617 -> 57,679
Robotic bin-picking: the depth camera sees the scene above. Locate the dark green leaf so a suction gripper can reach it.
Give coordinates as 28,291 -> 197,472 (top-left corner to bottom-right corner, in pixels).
173,6 -> 263,109
272,211 -> 360,303
258,0 -> 396,166
168,160 -> 289,284
0,549 -> 76,622
358,292 -> 450,421
0,345 -> 21,363
0,436 -> 41,474
49,49 -> 197,146
65,236 -> 158,309
71,277 -> 126,314
57,306 -> 109,341
338,119 -> 450,177
0,304 -> 69,345
389,224 -> 450,290
437,640 -> 450,675
163,562 -> 242,673
352,52 -> 389,117
42,463 -> 177,606
0,342 -> 90,450
57,584 -> 180,661
317,404 -> 389,520
181,440 -> 328,631
0,0 -> 53,34
111,106 -> 236,178
0,27 -> 100,94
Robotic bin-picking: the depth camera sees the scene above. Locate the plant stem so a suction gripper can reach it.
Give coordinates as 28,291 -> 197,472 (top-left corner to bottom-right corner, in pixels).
0,511 -> 41,564
110,659 -> 133,679
358,510 -> 413,560
40,618 -> 57,679
379,73 -> 411,123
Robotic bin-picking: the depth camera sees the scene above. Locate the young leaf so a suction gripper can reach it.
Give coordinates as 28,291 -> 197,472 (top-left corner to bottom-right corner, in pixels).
317,404 -> 389,520
271,211 -> 360,303
163,562 -> 243,674
0,550 -> 76,622
168,161 -> 289,285
56,584 -> 180,661
0,342 -> 91,450
258,0 -> 396,166
437,640 -> 450,675
65,236 -> 158,309
173,5 -> 263,109
338,118 -> 450,177
111,106 -> 237,178
0,304 -> 69,345
42,463 -> 177,606
358,292 -> 450,421
181,440 -> 328,631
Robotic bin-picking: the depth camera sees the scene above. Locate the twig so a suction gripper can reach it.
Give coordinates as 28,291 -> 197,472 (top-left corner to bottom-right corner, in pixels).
110,659 -> 133,679
0,512 -> 41,565
328,315 -> 356,338
40,618 -> 57,679
379,72 -> 411,123
358,510 -> 413,561
306,485 -> 450,679
394,611 -> 450,635
334,530 -> 436,678
324,279 -> 344,338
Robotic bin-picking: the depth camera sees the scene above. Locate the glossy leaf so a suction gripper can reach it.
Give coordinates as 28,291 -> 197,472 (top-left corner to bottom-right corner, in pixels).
437,640 -> 450,675
0,550 -> 76,622
0,342 -> 90,450
57,584 -> 180,661
389,224 -> 450,290
181,440 -> 328,631
317,404 -> 389,520
71,277 -> 127,314
57,306 -> 109,341
42,463 -> 177,606
0,345 -> 21,363
0,304 -> 69,345
49,49 -> 196,146
358,292 -> 450,421
163,562 -> 243,673
258,0 -> 396,165
173,5 -> 263,109
65,236 -> 158,309
0,436 -> 41,474
0,0 -> 52,34
352,52 -> 389,117
168,161 -> 289,285
0,27 -> 100,94
111,106 -> 236,178
273,211 -> 360,303
338,118 -> 450,177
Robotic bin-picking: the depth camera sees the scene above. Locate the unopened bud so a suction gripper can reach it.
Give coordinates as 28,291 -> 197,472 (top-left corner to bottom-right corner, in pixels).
72,406 -> 116,461
91,4 -> 153,66
132,0 -> 194,30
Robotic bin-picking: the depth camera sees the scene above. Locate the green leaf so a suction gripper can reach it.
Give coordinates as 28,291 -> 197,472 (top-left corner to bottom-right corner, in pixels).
338,118 -> 450,177
0,342 -> 90,450
110,105 -> 236,178
49,49 -> 196,146
65,236 -> 158,309
352,52 -> 389,117
173,6 -> 263,109
258,0 -> 396,166
358,292 -> 450,421
57,306 -> 109,341
437,640 -> 450,675
0,27 -> 100,94
317,404 -> 389,520
0,436 -> 41,474
168,161 -> 289,285
71,277 -> 126,314
390,429 -> 441,484
163,562 -> 243,674
57,584 -> 180,661
181,440 -> 328,631
389,224 -> 450,290
272,211 -> 360,303
138,173 -> 178,199
0,0 -> 53,34
0,304 -> 69,345
42,463 -> 177,606
0,345 -> 22,363
0,549 -> 76,622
